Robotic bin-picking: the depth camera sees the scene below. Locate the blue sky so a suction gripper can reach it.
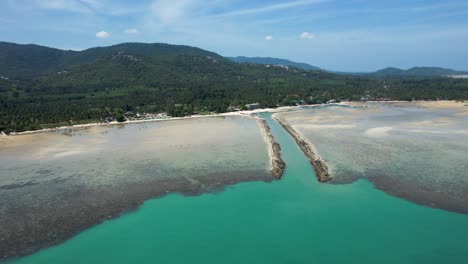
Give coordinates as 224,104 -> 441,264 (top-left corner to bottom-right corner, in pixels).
1,0 -> 468,71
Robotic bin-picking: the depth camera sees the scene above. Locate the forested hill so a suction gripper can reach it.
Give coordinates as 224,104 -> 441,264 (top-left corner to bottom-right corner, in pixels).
0,41 -> 224,78
227,56 -> 322,71
227,56 -> 468,77
370,67 -> 468,77
0,41 -> 467,133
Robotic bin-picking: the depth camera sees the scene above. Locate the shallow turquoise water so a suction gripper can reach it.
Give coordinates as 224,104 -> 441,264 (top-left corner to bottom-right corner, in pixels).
8,113 -> 468,263
280,103 -> 468,213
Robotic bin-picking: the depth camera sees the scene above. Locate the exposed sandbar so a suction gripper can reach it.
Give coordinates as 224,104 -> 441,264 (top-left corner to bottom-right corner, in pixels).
0,116 -> 272,261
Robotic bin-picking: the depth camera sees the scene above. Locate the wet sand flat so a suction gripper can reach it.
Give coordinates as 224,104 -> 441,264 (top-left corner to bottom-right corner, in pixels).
277,102 -> 468,213
0,116 -> 272,260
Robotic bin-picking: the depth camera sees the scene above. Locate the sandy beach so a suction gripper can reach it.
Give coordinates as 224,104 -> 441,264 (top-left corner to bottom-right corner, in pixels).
0,116 -> 272,260
2,104 -> 322,137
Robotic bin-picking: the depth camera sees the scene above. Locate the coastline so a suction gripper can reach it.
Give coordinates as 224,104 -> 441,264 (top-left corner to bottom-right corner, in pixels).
272,113 -> 331,182
1,103 -> 325,137
0,115 -> 275,261
2,100 -> 462,137
4,113 -> 240,136
257,118 -> 286,179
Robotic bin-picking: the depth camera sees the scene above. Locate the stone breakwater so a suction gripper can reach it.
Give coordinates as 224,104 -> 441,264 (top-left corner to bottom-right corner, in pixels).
258,119 -> 286,178
273,115 -> 331,182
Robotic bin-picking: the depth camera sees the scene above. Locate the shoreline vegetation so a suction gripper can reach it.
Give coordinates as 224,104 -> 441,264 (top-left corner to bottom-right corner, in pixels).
1,100 -> 442,137
272,114 -> 331,182
3,100 -> 464,184
257,118 -> 286,178
1,106 -> 288,179
2,41 -> 467,136
1,104 -> 318,136
1,100 -> 466,260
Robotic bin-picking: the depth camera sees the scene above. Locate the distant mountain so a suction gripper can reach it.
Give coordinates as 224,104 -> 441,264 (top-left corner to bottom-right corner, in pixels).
227,56 -> 322,71
370,67 -> 468,77
0,41 -> 226,78
1,41 -> 467,134
0,41 -> 345,132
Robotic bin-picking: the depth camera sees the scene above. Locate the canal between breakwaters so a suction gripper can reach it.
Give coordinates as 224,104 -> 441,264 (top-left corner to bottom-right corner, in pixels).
8,112 -> 468,264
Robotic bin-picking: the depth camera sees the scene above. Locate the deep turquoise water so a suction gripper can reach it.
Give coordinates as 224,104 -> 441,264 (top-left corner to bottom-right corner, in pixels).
8,113 -> 468,263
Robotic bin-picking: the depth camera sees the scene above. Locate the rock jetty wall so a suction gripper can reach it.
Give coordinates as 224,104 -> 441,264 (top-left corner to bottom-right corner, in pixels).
273,115 -> 331,182
258,119 -> 286,178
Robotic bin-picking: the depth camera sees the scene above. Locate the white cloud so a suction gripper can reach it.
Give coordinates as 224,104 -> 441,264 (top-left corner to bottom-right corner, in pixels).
35,0 -> 147,15
150,0 -> 196,24
265,35 -> 273,41
300,32 -> 315,39
80,0 -> 99,5
81,0 -> 147,15
96,30 -> 110,38
215,0 -> 326,17
124,28 -> 139,34
35,0 -> 92,13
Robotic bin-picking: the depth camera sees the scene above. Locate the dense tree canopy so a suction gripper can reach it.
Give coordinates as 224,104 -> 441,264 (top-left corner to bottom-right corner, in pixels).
0,42 -> 467,133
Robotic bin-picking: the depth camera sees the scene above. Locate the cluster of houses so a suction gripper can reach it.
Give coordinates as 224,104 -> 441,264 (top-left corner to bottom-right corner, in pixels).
126,112 -> 168,120
244,99 -> 341,110
446,75 -> 468,79
112,52 -> 142,62
245,103 -> 261,110
103,112 -> 169,123
359,96 -> 393,102
100,96 -> 395,124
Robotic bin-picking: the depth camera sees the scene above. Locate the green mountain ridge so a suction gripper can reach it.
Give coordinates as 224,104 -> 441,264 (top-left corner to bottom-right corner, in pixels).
0,41 -> 467,133
227,55 -> 468,77
371,67 -> 468,77
0,42 -> 226,78
227,56 -> 322,71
